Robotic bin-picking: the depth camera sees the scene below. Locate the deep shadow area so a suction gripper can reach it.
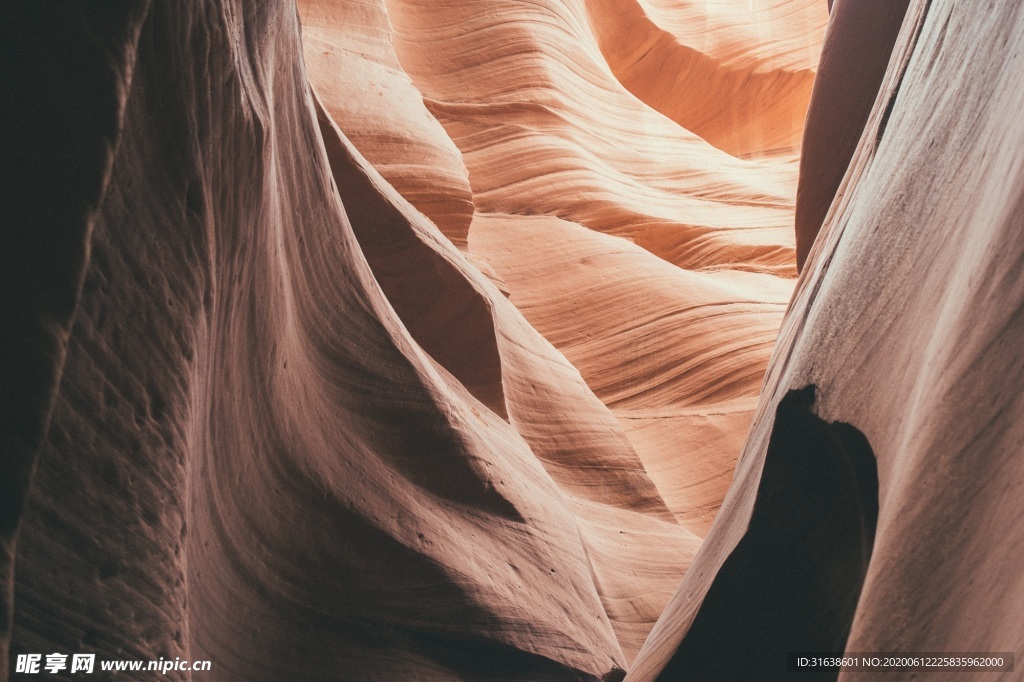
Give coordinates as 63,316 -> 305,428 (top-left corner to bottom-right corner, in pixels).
659,386 -> 878,681
313,96 -> 509,420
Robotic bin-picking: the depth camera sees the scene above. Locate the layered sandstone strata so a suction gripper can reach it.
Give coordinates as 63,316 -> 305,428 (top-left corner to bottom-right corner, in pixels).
8,0 -> 1019,680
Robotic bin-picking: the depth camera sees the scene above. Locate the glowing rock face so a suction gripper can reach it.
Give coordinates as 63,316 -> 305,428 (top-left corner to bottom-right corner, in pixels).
297,0 -> 822,665
7,0 -> 1020,680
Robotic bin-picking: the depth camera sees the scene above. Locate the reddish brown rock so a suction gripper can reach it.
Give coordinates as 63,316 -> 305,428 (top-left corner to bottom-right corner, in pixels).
794,0 -> 912,269
24,0 -> 1024,680
585,0 -> 826,157
630,0 -> 1024,677
1,4 -> 150,677
298,0 -> 475,246
6,2 -> 630,679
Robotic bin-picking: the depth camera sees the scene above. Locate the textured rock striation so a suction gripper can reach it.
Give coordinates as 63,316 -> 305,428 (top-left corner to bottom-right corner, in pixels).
585,0 -> 826,157
5,0 -> 814,678
10,0 -> 1021,679
297,0 -> 475,246
7,2 -> 626,679
630,0 -> 1024,678
381,0 -> 819,543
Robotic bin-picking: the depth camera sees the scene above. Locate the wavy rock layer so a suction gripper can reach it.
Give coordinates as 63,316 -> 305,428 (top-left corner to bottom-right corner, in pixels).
379,0 -> 809,541
297,0 -> 475,245
298,0 -> 820,657
586,0 -> 827,156
630,0 -> 1024,677
314,97 -> 698,662
10,3 -> 629,680
469,213 -> 792,536
5,0 -> 825,680
387,0 -> 803,273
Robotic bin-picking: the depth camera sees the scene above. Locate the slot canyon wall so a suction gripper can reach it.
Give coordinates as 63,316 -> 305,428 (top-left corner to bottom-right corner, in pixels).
631,0 -> 1024,678
2,0 -> 1022,681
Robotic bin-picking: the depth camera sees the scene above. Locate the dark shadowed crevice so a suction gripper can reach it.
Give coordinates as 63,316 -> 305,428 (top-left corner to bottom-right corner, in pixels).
312,95 -> 509,420
795,0 -> 914,270
0,4 -> 152,676
658,386 -> 878,681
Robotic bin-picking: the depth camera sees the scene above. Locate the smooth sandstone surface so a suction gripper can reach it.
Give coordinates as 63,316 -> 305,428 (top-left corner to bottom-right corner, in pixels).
297,0 -> 475,246
8,3 -> 629,679
586,0 -> 827,156
9,0 -> 800,678
470,213 -> 792,536
383,0 -> 809,542
314,94 -> 698,663
386,0 -> 804,274
794,0 -> 912,269
629,0 -> 1024,678
6,0 -> 1021,679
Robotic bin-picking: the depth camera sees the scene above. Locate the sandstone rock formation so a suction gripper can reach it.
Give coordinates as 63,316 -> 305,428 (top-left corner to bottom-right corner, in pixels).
629,0 -> 1024,678
6,0 -> 1020,679
794,0 -> 912,269
585,0 -> 826,157
384,0 -> 820,540
6,2 -> 631,679
298,0 -> 475,245
5,0 -> 815,677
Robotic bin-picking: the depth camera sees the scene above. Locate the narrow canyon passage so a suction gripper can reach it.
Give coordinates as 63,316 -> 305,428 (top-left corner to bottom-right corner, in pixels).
5,0 -> 1024,680
298,0 -> 826,665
